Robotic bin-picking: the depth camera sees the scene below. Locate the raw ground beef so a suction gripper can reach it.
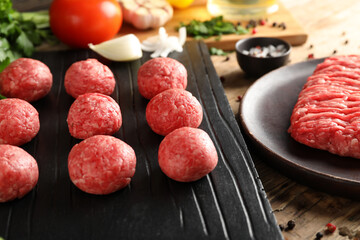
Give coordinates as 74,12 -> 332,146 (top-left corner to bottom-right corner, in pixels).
158,127 -> 218,182
0,144 -> 39,202
67,93 -> 122,139
137,57 -> 187,99
68,135 -> 136,195
288,55 -> 360,158
0,98 -> 40,146
64,58 -> 116,98
0,58 -> 53,102
146,88 -> 203,136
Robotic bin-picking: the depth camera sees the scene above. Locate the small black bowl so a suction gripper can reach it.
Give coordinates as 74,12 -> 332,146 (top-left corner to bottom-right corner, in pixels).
235,37 -> 291,77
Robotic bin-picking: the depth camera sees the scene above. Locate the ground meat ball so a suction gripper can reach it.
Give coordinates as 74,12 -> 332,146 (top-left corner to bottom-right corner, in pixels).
0,58 -> 53,102
68,135 -> 136,195
0,98 -> 40,146
146,88 -> 203,136
137,57 -> 187,99
67,93 -> 122,139
158,127 -> 218,182
64,58 -> 116,98
0,144 -> 39,202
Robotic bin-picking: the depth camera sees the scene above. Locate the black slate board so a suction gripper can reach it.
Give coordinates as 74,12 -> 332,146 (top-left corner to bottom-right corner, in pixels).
0,41 -> 282,240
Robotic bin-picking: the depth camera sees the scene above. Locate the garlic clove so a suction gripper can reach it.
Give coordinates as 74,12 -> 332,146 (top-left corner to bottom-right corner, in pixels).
89,34 -> 143,61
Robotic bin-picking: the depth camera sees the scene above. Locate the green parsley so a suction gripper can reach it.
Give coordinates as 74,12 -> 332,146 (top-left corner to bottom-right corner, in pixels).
0,93 -> 6,99
0,0 -> 56,72
179,16 -> 249,40
209,47 -> 229,56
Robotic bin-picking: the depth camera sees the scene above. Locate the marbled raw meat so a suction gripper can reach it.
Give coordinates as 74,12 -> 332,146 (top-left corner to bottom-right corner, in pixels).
64,58 -> 115,98
0,98 -> 40,146
288,55 -> 360,158
0,144 -> 39,202
68,135 -> 136,195
146,88 -> 203,136
158,127 -> 218,182
0,58 -> 52,102
137,57 -> 187,99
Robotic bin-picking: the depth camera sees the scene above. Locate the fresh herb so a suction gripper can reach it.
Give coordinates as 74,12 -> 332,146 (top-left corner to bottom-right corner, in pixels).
179,16 -> 249,40
0,0 -> 57,72
209,47 -> 229,56
0,93 -> 6,99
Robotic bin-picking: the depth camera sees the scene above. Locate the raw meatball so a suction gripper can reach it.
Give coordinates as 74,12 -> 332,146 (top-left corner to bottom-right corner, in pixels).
137,57 -> 187,99
146,88 -> 203,136
68,135 -> 136,195
158,127 -> 218,182
0,58 -> 53,102
67,93 -> 122,139
0,144 -> 39,202
64,58 -> 116,98
0,98 -> 40,146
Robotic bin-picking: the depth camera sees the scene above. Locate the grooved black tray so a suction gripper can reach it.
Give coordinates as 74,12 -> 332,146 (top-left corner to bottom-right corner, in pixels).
0,41 -> 282,240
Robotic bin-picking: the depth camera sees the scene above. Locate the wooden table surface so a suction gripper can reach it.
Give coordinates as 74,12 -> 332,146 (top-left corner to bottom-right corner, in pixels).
211,0 -> 360,239
10,0 -> 360,239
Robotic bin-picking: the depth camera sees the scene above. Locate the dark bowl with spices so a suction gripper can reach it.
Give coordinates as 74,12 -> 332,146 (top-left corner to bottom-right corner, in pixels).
235,37 -> 291,77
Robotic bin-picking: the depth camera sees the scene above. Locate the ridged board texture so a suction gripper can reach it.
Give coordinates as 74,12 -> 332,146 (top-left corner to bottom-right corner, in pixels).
0,41 -> 283,240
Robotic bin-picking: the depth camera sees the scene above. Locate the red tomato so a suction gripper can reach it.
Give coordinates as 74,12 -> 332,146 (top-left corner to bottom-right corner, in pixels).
49,0 -> 122,48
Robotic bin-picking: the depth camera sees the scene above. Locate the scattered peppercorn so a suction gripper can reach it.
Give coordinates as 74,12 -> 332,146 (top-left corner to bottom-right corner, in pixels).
326,223 -> 336,233
332,49 -> 337,55
287,220 -> 296,230
342,31 -> 346,36
223,56 -> 230,62
278,22 -> 286,30
344,39 -> 349,45
272,22 -> 277,27
251,28 -> 257,34
339,226 -> 353,238
249,19 -> 257,27
279,224 -> 285,231
316,232 -> 324,239
259,19 -> 266,26
307,53 -> 314,59
309,44 -> 313,49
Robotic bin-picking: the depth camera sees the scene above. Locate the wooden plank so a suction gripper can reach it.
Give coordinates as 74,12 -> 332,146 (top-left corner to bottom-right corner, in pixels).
119,2 -> 308,50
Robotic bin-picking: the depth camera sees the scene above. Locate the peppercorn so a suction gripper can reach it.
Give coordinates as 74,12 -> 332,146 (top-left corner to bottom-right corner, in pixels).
223,56 -> 230,62
332,49 -> 337,55
249,19 -> 257,27
344,40 -> 349,45
309,44 -> 313,49
279,224 -> 285,231
278,22 -> 286,30
326,223 -> 336,233
259,19 -> 266,26
287,220 -> 296,230
272,22 -> 277,27
316,232 -> 323,239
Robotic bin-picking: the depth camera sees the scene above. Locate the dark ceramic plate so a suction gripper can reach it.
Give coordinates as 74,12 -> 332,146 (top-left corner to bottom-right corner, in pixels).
240,58 -> 360,200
